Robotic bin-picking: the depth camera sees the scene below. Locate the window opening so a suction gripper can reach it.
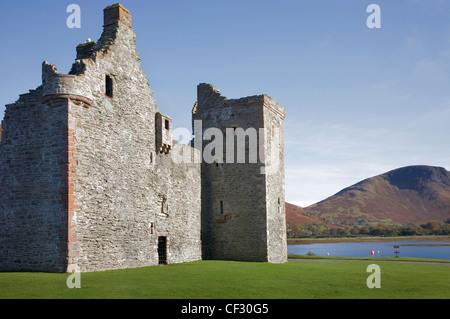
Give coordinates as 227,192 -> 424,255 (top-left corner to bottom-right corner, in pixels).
105,75 -> 113,98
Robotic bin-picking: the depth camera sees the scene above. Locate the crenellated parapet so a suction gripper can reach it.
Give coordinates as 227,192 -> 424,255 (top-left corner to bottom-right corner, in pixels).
41,62 -> 93,107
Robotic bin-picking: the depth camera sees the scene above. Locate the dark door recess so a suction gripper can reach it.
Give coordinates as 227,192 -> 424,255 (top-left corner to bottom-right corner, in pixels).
158,236 -> 167,265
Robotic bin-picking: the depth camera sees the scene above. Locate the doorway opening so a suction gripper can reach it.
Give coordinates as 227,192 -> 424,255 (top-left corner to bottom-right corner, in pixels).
158,236 -> 167,265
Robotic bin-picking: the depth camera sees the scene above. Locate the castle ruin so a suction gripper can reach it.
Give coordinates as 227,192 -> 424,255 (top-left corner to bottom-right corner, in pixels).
0,4 -> 287,273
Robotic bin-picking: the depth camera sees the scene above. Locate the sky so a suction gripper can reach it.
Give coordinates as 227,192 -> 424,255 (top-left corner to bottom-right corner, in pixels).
0,0 -> 449,207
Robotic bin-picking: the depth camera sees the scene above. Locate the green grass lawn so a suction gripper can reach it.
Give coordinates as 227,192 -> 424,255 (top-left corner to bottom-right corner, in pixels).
0,260 -> 449,299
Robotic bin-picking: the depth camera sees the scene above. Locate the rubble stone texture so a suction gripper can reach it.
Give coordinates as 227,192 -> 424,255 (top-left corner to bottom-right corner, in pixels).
0,4 -> 287,272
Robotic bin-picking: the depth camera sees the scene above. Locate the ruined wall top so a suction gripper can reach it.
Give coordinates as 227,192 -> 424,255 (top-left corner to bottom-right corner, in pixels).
41,3 -> 141,104
194,83 -> 285,119
76,3 -> 136,61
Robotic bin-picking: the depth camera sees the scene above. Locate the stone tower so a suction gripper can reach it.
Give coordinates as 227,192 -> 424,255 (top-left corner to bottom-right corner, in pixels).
0,4 -> 202,273
193,84 -> 287,263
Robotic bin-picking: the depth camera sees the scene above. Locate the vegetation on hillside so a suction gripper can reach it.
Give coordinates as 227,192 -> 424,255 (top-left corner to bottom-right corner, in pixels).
287,220 -> 450,239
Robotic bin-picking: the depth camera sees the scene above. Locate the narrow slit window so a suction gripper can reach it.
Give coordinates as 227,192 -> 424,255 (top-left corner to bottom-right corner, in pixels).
105,75 -> 113,98
220,201 -> 224,214
149,222 -> 154,234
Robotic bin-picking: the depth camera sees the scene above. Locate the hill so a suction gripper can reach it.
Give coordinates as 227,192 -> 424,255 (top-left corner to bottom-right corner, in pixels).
285,202 -> 332,226
301,165 -> 450,226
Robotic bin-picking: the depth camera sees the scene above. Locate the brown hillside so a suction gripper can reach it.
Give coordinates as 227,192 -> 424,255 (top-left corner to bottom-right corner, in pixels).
304,165 -> 450,225
285,202 -> 334,226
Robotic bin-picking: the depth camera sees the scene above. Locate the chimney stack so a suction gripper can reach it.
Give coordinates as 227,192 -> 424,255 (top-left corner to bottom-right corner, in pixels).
103,3 -> 132,28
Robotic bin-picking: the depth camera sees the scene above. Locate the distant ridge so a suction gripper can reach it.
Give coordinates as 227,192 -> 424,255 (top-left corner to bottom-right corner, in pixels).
289,165 -> 450,226
285,202 -> 334,227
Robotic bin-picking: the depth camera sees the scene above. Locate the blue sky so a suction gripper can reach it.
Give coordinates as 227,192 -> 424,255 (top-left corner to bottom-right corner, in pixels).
1,0 -> 450,207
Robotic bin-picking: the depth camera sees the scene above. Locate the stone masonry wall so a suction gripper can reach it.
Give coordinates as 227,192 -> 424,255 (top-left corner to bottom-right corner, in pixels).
0,3 -> 285,272
0,88 -> 69,272
0,4 -> 202,273
158,143 -> 202,265
66,4 -> 201,272
194,84 -> 287,262
263,99 -> 288,263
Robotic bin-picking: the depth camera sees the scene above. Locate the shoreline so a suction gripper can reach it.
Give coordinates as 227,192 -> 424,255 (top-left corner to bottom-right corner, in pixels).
287,235 -> 450,245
